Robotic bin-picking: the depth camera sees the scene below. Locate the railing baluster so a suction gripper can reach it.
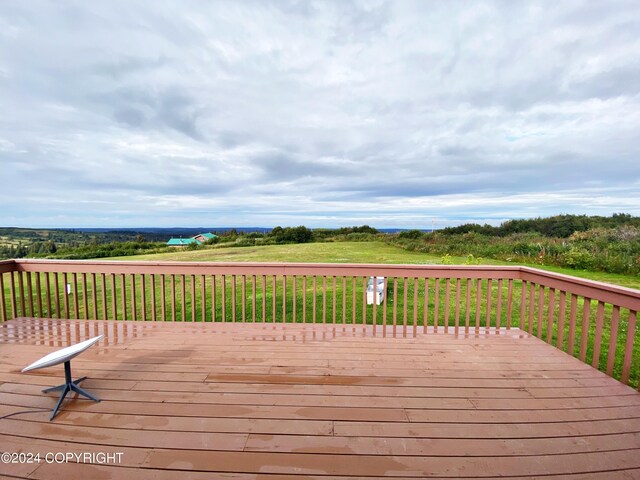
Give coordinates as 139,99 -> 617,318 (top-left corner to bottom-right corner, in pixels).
151,274 -> 157,322
444,278 -> 450,334
579,298 -> 591,362
391,277 -> 398,333
171,274 -> 176,322
352,277 -> 356,325
252,275 -> 257,323
193,274 -> 198,322
82,273 -> 88,319
435,278 -> 441,333
506,279 -> 513,330
557,291 -> 566,349
465,278 -> 471,334
120,273 -> 127,320
546,289 -> 555,344
313,276 -> 317,323
120,274 -> 126,320
26,272 -> 34,317
372,276 -> 377,334
322,276 -> 327,324
592,301 -> 605,368
181,275 -> 186,322
281,275 -> 285,323
73,273 -> 80,319
621,311 -> 637,385
528,283 -> 535,335
188,275 -> 196,322
342,277 -> 347,324
302,276 -> 307,323
242,275 -> 247,323
537,285 -> 545,338
110,273 -> 116,321
475,279 -> 481,331
160,274 -> 167,322
485,279 -> 492,331
222,275 -> 227,322
455,278 -> 461,335
606,306 -> 620,376
10,272 -> 17,319
262,275 -> 266,323
91,273 -> 98,320
383,277 -> 388,333
292,276 -> 297,323
332,276 -> 337,324
211,275 -> 216,322
131,274 -> 137,321
362,276 -> 367,327
62,273 -> 69,319
272,275 -> 276,322
101,273 -> 107,320
201,275 -> 206,322
141,275 -> 147,322
231,275 -> 236,323
519,280 -> 526,331
568,294 -> 577,356
35,273 -> 43,317
402,277 -> 408,332
423,278 -> 429,334
496,279 -> 502,332
18,272 -> 26,317
413,277 -> 419,334
0,273 -> 6,322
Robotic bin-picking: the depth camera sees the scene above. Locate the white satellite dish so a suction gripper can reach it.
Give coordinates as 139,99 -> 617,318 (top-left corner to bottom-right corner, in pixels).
22,335 -> 103,372
22,334 -> 103,420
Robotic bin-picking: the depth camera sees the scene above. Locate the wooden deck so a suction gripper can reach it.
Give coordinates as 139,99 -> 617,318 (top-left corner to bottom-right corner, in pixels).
1,317 -> 640,479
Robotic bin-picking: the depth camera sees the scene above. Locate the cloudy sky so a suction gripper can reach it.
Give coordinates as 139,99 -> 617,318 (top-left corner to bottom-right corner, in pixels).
1,1 -> 639,228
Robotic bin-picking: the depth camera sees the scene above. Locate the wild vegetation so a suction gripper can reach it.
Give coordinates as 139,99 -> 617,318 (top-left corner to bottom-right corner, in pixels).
386,214 -> 640,275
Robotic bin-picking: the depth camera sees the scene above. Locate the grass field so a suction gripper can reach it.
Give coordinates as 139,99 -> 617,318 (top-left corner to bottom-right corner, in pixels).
111,241 -> 640,290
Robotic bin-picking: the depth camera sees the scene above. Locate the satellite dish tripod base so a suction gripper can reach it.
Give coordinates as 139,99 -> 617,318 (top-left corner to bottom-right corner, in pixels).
42,360 -> 100,421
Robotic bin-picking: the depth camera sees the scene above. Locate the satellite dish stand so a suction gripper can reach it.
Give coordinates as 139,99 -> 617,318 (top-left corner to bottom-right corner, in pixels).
43,360 -> 100,421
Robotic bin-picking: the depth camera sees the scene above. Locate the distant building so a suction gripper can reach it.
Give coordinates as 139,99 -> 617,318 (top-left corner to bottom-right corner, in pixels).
193,232 -> 217,243
166,233 -> 217,247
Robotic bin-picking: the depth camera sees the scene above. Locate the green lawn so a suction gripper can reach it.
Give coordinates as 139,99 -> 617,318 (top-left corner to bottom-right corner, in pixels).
110,241 -> 640,290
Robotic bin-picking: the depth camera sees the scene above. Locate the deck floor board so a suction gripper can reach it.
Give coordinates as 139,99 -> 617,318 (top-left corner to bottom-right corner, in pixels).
1,317 -> 639,478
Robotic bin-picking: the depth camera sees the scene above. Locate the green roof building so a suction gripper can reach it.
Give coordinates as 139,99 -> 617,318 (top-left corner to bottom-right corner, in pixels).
166,233 -> 217,247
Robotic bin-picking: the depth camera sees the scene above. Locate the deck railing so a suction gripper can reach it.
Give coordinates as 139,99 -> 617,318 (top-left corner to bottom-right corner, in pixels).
1,259 -> 639,388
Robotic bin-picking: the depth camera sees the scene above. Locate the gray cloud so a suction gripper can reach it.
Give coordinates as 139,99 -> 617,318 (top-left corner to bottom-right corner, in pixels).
0,0 -> 639,228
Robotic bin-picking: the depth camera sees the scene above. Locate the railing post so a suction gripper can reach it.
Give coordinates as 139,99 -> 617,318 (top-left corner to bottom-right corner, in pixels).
0,273 -> 6,322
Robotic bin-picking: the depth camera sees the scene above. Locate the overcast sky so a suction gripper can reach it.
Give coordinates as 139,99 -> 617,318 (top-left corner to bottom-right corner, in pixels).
1,1 -> 639,228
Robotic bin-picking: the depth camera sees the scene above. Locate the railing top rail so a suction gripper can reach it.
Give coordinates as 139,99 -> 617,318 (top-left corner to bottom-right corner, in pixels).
12,259 -> 523,279
520,266 -> 640,310
5,259 -> 640,309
